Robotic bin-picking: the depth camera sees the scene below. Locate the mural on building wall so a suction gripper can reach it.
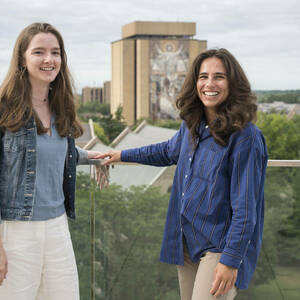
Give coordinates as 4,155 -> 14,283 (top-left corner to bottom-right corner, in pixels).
150,40 -> 189,119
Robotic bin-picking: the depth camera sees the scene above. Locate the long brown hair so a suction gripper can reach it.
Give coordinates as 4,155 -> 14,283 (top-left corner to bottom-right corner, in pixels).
176,48 -> 257,146
0,22 -> 83,137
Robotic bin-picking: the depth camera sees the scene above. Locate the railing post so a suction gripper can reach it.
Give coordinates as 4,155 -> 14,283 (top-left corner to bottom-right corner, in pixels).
90,164 -> 96,300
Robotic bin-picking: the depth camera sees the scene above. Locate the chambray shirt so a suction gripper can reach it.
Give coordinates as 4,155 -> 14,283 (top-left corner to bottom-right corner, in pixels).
32,115 -> 67,220
121,121 -> 268,289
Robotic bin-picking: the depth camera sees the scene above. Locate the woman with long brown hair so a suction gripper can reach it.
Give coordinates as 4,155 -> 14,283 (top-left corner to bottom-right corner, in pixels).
98,48 -> 268,299
0,23 -> 107,299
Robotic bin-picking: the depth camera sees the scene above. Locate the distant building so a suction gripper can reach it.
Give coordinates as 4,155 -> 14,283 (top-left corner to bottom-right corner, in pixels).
81,83 -> 111,105
258,101 -> 296,115
82,87 -> 103,104
103,81 -> 111,104
111,21 -> 207,125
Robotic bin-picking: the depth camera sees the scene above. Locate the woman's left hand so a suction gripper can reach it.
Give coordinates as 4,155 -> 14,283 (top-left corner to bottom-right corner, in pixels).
87,151 -> 110,190
210,262 -> 237,298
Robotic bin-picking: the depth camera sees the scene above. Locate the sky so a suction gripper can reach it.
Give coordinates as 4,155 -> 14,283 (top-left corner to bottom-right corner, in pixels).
0,0 -> 299,92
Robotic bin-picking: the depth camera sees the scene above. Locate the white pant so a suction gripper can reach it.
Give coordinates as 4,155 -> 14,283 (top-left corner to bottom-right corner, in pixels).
0,213 -> 80,300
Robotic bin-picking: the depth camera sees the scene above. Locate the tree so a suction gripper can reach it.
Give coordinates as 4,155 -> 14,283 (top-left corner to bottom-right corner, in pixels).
98,106 -> 126,143
277,168 -> 300,266
256,112 -> 300,159
70,173 -> 179,300
152,119 -> 182,130
255,90 -> 300,104
77,103 -> 110,115
94,123 -> 110,145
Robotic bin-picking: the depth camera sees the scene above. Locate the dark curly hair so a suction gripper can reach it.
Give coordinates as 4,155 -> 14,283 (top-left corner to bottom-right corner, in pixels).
176,48 -> 257,146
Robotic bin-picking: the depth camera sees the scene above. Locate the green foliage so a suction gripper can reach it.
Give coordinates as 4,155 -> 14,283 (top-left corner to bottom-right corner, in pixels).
152,119 -> 182,130
130,118 -> 146,132
238,265 -> 300,300
237,167 -> 300,299
77,102 -> 110,115
70,173 -> 179,300
133,118 -> 182,131
276,168 -> 300,266
94,123 -> 110,145
98,106 -> 126,143
114,105 -> 124,122
255,90 -> 300,104
256,112 -> 300,159
70,111 -> 300,299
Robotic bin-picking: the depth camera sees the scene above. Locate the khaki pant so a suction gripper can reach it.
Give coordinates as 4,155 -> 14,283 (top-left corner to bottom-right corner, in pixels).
177,244 -> 237,300
0,213 -> 79,300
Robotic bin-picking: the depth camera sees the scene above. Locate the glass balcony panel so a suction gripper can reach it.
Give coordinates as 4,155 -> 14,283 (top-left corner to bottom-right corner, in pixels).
71,164 -> 300,300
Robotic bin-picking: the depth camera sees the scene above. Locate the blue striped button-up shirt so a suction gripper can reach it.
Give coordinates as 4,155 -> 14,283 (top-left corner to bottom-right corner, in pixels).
121,121 -> 268,289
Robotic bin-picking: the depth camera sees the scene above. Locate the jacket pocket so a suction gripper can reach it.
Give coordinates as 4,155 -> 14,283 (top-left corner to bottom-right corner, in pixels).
3,129 -> 27,152
193,148 -> 223,182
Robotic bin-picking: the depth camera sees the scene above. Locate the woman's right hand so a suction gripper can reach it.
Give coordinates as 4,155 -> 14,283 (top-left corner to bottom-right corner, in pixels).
95,150 -> 122,166
0,243 -> 8,285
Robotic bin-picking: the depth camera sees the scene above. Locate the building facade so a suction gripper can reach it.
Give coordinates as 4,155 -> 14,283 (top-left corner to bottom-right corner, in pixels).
103,81 -> 111,104
82,87 -> 103,104
111,21 -> 207,125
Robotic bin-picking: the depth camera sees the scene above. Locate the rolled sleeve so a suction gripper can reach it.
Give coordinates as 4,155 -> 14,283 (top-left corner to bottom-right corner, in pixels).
75,146 -> 89,165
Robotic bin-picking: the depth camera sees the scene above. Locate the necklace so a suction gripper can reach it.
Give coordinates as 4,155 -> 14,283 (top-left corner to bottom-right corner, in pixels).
32,95 -> 48,102
32,97 -> 49,108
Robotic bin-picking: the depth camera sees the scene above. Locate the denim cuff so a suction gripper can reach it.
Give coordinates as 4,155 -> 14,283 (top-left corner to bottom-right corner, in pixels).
76,146 -> 89,165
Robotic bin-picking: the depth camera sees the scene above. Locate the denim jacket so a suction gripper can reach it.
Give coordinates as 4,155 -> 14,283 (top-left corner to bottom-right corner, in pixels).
0,117 -> 88,222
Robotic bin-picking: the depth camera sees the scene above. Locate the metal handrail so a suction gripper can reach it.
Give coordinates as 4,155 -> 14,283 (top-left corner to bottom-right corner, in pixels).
87,159 -> 300,168
267,160 -> 300,167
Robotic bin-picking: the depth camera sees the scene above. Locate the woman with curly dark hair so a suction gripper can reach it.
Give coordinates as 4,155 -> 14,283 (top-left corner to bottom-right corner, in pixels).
0,23 -> 108,299
98,48 -> 268,300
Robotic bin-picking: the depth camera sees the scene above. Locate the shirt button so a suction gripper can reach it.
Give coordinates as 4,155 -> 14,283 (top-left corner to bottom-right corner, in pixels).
185,175 -> 188,178
189,157 -> 192,161
69,154 -> 72,158
69,175 -> 72,178
182,192 -> 184,196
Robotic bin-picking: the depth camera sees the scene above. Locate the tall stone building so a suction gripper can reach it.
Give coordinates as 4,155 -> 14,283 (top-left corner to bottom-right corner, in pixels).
103,81 -> 111,104
111,21 -> 207,125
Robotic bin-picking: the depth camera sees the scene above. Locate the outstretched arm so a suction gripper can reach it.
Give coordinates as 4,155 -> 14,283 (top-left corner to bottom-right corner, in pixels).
97,123 -> 185,167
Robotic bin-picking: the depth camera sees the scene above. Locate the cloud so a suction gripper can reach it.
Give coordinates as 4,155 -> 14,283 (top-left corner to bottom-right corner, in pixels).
0,0 -> 299,91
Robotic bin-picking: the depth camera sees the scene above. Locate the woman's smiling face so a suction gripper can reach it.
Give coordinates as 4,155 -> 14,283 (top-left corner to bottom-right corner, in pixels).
23,32 -> 61,88
197,57 -> 229,122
